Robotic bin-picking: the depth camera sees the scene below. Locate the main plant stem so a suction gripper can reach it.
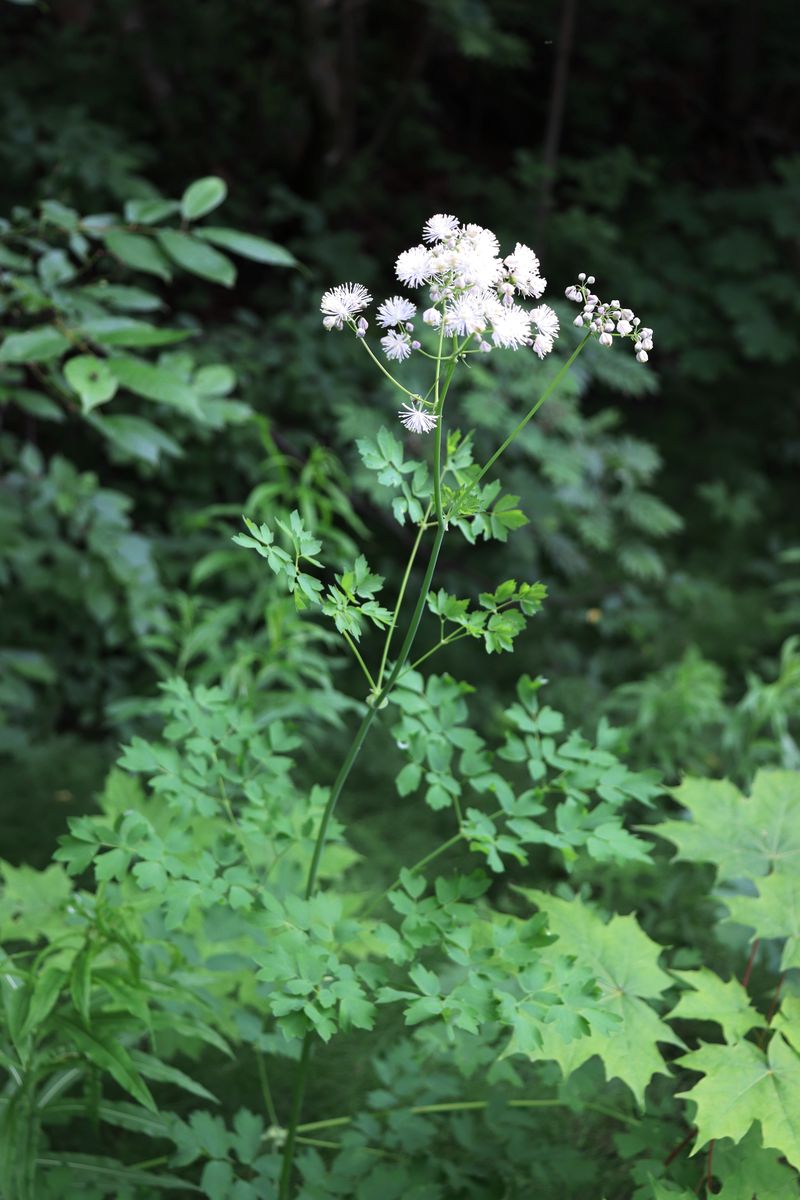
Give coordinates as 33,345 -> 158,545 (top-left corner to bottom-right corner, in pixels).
278,354 -> 454,1200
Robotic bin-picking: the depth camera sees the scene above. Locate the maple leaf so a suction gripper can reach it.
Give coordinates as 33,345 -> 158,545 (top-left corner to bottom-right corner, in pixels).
653,770 -> 800,881
518,890 -> 682,1106
677,1033 -> 800,1170
723,874 -> 800,970
667,968 -> 765,1045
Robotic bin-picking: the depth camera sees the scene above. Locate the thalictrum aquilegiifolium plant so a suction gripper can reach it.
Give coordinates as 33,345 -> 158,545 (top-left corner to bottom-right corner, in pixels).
239,214 -> 655,1196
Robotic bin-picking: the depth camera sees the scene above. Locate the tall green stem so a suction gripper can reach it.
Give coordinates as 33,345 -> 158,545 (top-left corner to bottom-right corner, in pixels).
376,504 -> 431,691
278,342 -> 456,1200
276,1036 -> 312,1199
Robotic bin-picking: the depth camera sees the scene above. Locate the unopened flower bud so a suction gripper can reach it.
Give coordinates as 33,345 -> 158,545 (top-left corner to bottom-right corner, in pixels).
423,307 -> 442,327
598,332 -> 613,347
573,315 -> 584,326
356,317 -> 368,338
636,350 -> 649,363
578,272 -> 586,281
411,340 -> 421,350
587,275 -> 595,285
479,340 -> 491,353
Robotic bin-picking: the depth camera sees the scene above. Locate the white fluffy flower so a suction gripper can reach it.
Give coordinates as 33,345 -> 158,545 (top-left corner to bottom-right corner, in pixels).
320,282 -> 372,329
453,237 -> 502,290
422,214 -> 460,243
398,404 -> 438,434
381,329 -> 413,362
444,291 -> 490,337
396,245 -> 433,288
490,303 -> 532,349
504,243 -> 546,298
532,333 -> 555,359
463,223 -> 500,256
531,304 -> 560,340
376,295 -> 417,328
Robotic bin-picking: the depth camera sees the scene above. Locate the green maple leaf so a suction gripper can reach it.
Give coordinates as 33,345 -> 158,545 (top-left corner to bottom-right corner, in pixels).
653,770 -> 800,881
667,968 -> 765,1045
723,874 -> 800,970
677,1033 -> 800,1170
518,891 -> 682,1105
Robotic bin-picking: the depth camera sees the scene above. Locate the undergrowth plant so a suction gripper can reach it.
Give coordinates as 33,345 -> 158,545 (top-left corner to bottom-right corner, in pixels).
0,175 -> 297,746
1,215 -> 799,1200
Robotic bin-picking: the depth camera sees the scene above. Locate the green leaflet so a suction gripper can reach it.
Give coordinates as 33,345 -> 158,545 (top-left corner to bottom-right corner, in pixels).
181,176 -> 228,221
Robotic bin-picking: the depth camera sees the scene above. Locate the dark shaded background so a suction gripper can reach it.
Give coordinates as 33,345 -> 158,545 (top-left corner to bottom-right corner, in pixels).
4,0 -> 798,477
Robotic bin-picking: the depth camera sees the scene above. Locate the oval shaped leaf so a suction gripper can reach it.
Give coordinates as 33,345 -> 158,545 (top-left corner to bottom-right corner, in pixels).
196,225 -> 297,266
107,356 -> 201,414
181,176 -> 227,221
194,364 -> 236,396
64,355 -> 118,412
123,197 -> 181,225
104,230 -> 172,281
91,414 -> 182,465
0,327 -> 70,364
156,229 -> 235,287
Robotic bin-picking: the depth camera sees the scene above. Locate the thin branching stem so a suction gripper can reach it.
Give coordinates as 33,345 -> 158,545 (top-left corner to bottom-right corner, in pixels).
469,334 -> 590,491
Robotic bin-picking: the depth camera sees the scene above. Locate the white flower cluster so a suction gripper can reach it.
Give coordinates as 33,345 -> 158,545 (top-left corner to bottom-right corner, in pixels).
394,215 -> 559,359
319,217 -> 565,434
319,215 -> 560,363
565,274 -> 654,363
